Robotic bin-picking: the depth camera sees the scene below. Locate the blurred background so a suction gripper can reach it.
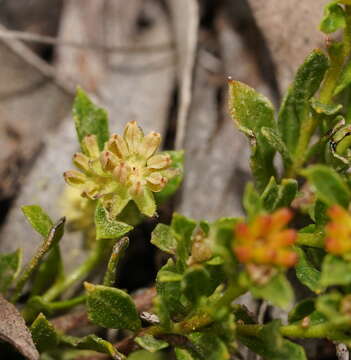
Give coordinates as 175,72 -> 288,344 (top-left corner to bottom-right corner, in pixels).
0,0 -> 335,358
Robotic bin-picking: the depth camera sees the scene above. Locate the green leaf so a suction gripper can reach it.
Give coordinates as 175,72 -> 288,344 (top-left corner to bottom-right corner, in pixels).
335,60 -> 351,95
73,88 -> 109,151
151,224 -> 177,255
175,348 -> 198,360
61,334 -> 125,359
134,335 -> 168,353
171,213 -> 197,271
11,218 -> 65,303
31,245 -> 63,296
95,202 -> 133,240
229,80 -> 276,191
261,177 -> 279,212
153,295 -> 172,331
238,320 -> 307,360
261,127 -> 292,167
181,265 -> 212,304
172,213 -> 197,245
103,237 -> 129,287
133,188 -> 156,217
30,313 -> 59,352
315,292 -> 349,329
302,165 -> 351,208
320,2 -> 346,34
156,259 -> 186,317
275,179 -> 298,209
294,246 -> 322,293
260,178 -> 298,212
296,226 -> 325,248
188,332 -> 230,360
278,50 -> 329,157
250,273 -> 294,309
0,249 -> 22,294
85,283 -> 141,331
155,150 -> 184,204
243,183 -> 262,219
320,254 -> 351,287
288,298 -> 315,323
128,350 -> 165,360
210,218 -> 239,278
22,205 -> 53,237
310,97 -> 343,114
313,200 -> 329,226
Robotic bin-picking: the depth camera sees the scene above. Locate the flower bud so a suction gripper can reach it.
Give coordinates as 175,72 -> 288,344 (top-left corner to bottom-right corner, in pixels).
233,208 -> 297,271
188,227 -> 212,265
64,170 -> 88,187
147,154 -> 171,170
113,162 -> 130,184
100,151 -> 119,172
161,168 -> 180,179
73,152 -> 90,172
106,134 -> 129,159
146,172 -> 168,192
140,131 -> 161,159
82,134 -> 100,158
123,121 -> 143,154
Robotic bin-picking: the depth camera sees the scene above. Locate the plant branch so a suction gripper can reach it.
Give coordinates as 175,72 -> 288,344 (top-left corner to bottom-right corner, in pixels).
0,29 -> 173,54
42,239 -> 108,303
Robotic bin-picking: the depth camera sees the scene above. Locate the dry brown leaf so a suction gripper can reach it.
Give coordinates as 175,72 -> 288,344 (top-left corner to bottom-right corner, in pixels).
0,295 -> 39,360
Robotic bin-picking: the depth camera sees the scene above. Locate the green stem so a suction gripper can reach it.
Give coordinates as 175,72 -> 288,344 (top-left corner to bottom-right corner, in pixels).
48,295 -> 86,312
140,282 -> 247,338
22,295 -> 86,323
173,282 -> 247,334
280,322 -> 337,338
288,114 -> 319,176
236,321 -> 341,339
42,239 -> 108,302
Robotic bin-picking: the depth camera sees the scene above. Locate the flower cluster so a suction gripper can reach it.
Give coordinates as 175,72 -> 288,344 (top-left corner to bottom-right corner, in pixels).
233,208 -> 297,269
64,121 -> 177,218
325,205 -> 351,258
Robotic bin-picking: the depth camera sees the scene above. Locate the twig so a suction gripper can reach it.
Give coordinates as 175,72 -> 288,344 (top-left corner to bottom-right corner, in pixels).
0,25 -> 74,95
0,29 -> 173,54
